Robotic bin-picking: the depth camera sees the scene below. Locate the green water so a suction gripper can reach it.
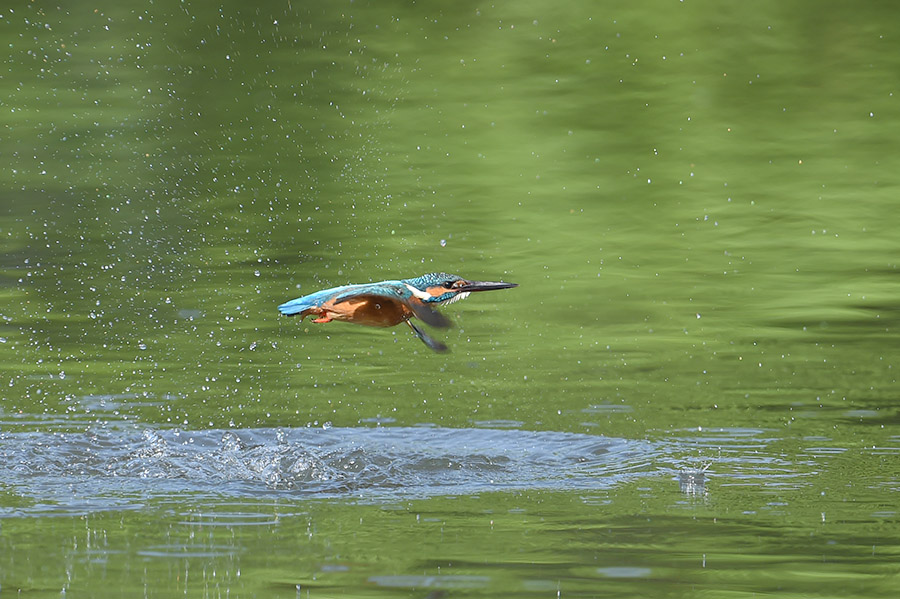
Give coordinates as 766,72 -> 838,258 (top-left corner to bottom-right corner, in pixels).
2,1 -> 899,596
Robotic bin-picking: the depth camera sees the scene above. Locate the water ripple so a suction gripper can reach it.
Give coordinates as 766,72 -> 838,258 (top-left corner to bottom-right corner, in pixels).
0,426 -> 655,514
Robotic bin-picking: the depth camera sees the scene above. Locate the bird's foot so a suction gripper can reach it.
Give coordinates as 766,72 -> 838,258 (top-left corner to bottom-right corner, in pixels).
312,315 -> 332,323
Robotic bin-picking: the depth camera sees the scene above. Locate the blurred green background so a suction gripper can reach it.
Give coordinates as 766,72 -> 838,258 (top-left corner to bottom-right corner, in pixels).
2,1 -> 899,596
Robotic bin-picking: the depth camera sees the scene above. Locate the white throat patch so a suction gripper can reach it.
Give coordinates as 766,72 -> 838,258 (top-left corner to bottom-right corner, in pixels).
440,291 -> 470,305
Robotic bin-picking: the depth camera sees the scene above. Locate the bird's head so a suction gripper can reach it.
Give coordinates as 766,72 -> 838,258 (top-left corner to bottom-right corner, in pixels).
403,272 -> 518,305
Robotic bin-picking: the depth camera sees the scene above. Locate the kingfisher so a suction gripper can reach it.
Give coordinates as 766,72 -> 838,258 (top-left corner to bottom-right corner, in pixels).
278,272 -> 517,352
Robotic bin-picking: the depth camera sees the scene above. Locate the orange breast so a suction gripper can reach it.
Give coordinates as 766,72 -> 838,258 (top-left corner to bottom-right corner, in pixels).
319,297 -> 412,328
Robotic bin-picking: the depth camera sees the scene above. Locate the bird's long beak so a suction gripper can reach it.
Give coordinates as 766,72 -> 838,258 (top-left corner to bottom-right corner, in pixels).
458,280 -> 518,293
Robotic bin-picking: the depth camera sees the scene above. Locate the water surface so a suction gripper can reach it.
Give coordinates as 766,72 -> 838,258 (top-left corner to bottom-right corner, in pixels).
2,0 -> 899,597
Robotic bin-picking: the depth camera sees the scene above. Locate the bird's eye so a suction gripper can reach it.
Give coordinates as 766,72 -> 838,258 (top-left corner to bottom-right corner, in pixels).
444,281 -> 456,289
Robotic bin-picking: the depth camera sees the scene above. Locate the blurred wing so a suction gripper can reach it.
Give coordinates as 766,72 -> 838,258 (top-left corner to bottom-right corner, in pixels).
407,320 -> 449,353
334,286 -> 451,328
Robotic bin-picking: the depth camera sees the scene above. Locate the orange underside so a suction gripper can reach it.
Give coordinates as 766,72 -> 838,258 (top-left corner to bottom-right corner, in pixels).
304,297 -> 412,328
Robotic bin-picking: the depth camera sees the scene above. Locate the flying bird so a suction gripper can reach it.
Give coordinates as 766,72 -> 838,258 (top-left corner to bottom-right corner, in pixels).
278,272 -> 517,352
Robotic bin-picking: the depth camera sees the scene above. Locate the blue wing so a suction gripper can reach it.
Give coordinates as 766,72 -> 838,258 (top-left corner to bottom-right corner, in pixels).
333,284 -> 451,329
332,283 -> 407,304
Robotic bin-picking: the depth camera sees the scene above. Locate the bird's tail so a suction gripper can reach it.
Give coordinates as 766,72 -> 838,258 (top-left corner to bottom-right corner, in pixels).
278,298 -> 315,317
